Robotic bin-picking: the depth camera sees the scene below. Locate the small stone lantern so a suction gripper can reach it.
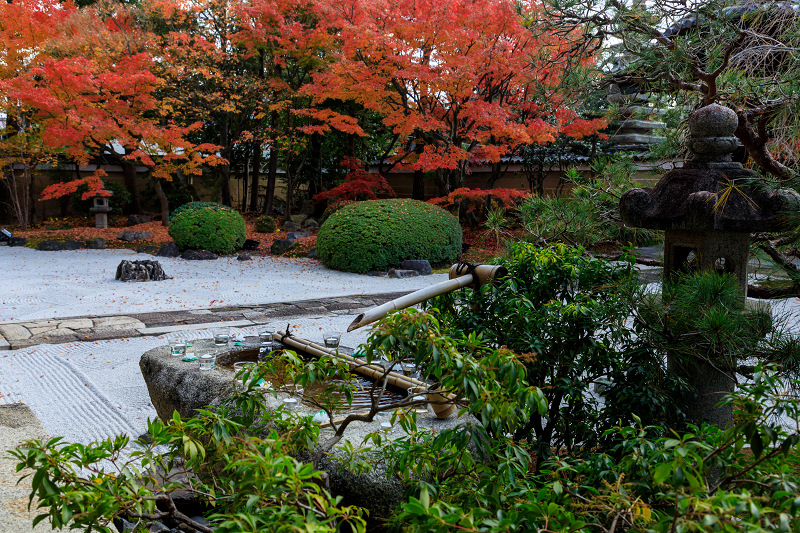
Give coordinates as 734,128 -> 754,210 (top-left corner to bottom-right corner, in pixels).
619,103 -> 800,427
89,189 -> 113,229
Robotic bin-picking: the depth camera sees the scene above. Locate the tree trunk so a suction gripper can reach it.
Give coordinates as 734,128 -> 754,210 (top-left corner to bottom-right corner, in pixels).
153,178 -> 170,227
249,139 -> 262,212
122,161 -> 141,214
263,136 -> 278,216
412,169 -> 425,200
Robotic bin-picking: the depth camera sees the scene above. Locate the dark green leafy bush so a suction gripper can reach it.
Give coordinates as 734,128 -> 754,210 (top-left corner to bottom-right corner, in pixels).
320,199 -> 356,223
168,202 -> 246,255
316,199 -> 462,273
254,215 -> 276,233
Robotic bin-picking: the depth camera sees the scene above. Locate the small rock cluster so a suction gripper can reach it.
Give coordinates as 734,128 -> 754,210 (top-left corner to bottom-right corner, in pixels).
115,260 -> 171,282
270,217 -> 319,256
373,259 -> 434,278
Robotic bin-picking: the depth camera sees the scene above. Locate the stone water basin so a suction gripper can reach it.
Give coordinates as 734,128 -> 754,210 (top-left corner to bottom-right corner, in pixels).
139,336 -> 472,519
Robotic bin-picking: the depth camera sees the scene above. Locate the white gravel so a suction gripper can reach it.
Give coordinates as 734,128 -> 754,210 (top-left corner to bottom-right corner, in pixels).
0,247 -> 449,322
0,316 -> 376,444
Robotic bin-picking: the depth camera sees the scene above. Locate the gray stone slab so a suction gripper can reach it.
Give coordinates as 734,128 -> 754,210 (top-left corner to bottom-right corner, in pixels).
93,316 -> 145,328
58,318 -> 93,330
138,319 -> 253,335
188,310 -> 213,315
0,324 -> 31,341
0,335 -> 9,350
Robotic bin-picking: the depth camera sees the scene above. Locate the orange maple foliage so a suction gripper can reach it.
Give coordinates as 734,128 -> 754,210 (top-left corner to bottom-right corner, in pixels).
303,0 -> 606,173
0,0 -> 223,203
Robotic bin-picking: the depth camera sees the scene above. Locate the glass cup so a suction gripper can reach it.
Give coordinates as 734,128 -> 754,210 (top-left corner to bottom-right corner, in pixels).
183,344 -> 196,361
322,331 -> 341,349
233,361 -> 254,382
199,352 -> 217,371
214,328 -> 231,347
259,328 -> 275,346
170,338 -> 186,357
282,397 -> 299,411
375,411 -> 393,429
407,387 -> 429,414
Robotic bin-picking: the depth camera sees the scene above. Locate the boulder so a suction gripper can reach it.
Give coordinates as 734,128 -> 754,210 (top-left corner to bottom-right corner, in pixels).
289,214 -> 308,224
286,231 -> 311,240
237,253 -> 251,261
115,260 -> 171,282
302,218 -> 320,231
86,238 -> 106,250
8,236 -> 27,247
37,240 -> 84,251
180,249 -> 217,260
155,242 -> 180,258
127,215 -> 152,226
401,259 -> 432,276
307,248 -> 318,259
140,340 -> 244,420
117,230 -> 153,242
388,269 -> 419,279
241,239 -> 260,251
136,245 -> 158,254
271,238 -> 297,255
281,221 -> 301,232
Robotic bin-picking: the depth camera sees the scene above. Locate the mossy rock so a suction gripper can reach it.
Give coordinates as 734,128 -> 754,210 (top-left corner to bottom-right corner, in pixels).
316,199 -> 462,273
168,203 -> 246,255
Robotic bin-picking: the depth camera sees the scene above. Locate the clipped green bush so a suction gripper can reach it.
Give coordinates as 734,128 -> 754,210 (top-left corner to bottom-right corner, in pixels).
317,199 -> 462,273
168,202 -> 246,255
254,215 -> 276,233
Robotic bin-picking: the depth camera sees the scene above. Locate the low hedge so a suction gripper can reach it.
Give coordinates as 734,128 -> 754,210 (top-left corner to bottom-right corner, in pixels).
316,199 -> 462,273
168,202 -> 246,255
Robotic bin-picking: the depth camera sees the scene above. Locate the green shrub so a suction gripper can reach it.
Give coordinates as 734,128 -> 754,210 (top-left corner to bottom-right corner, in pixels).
316,199 -> 462,273
254,215 -> 276,233
168,202 -> 246,254
70,181 -> 131,215
320,199 -> 356,223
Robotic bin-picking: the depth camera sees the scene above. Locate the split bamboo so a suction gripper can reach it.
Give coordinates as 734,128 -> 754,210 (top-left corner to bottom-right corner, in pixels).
274,331 -> 458,418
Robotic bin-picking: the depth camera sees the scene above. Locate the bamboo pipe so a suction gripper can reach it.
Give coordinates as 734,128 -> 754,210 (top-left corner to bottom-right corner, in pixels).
274,331 -> 458,418
347,263 -> 507,332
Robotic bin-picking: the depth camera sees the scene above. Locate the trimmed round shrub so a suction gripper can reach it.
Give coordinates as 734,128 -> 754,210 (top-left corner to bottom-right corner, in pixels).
254,215 -> 276,233
316,199 -> 462,273
320,199 -> 356,223
168,202 -> 246,255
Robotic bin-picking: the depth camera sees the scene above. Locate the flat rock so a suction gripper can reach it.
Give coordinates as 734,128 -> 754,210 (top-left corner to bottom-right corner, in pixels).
180,249 -> 217,260
241,239 -> 259,250
271,239 -> 297,255
237,253 -> 251,261
401,259 -> 432,275
155,242 -> 180,257
388,269 -> 419,279
136,245 -> 158,254
37,240 -> 84,251
127,214 -> 152,226
8,236 -> 27,247
286,231 -> 311,240
117,230 -> 153,242
86,238 -> 106,249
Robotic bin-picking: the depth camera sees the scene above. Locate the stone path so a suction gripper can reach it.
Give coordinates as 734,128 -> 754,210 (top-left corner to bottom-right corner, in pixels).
0,404 -> 60,533
0,292 -> 410,350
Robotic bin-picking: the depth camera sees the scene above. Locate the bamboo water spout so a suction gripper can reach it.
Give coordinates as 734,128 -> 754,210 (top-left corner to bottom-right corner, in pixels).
347,263 -> 507,332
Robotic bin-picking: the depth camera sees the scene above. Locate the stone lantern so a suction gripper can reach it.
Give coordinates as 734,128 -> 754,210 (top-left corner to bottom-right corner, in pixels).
90,189 -> 113,229
619,103 -> 799,427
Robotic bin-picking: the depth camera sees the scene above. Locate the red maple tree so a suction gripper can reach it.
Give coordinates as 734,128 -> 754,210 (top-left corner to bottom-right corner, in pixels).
303,0 -> 606,197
